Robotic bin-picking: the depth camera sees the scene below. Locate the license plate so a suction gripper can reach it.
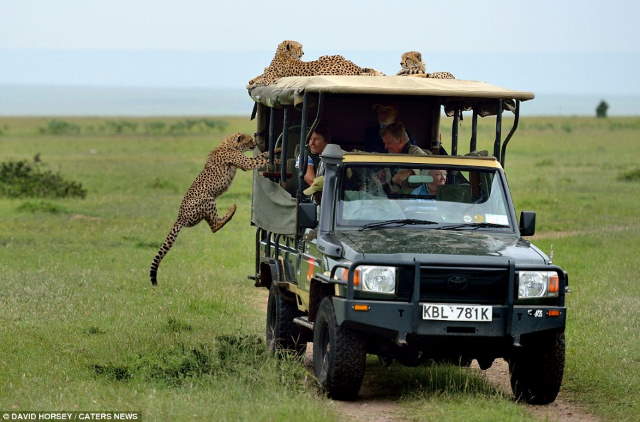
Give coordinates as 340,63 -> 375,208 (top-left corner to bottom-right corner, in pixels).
422,303 -> 492,322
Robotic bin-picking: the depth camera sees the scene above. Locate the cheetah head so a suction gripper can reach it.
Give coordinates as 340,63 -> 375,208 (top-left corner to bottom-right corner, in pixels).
226,132 -> 256,151
400,51 -> 424,70
372,104 -> 399,126
276,40 -> 304,60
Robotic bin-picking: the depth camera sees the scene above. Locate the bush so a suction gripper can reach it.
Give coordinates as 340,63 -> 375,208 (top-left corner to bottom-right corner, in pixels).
156,119 -> 228,135
143,121 -> 166,135
35,119 -> 228,136
0,160 -> 87,198
618,169 -> 640,182
39,120 -> 81,135
104,120 -> 138,134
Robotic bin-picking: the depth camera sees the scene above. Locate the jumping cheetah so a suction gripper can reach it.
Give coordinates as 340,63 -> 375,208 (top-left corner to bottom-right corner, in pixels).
149,133 -> 269,285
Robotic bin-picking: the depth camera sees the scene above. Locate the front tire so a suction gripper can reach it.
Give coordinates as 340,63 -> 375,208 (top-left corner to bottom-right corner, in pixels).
509,330 -> 565,404
313,298 -> 366,400
266,283 -> 306,356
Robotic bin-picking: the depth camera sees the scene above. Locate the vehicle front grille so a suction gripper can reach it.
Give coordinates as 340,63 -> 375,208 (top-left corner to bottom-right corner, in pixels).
397,267 -> 509,305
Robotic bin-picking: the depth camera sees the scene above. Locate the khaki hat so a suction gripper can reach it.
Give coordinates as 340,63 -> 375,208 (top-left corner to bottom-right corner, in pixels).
303,176 -> 324,196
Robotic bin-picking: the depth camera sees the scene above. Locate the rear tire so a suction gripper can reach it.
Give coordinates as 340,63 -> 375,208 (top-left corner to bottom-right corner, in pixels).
313,298 -> 366,400
509,330 -> 565,404
266,283 -> 306,356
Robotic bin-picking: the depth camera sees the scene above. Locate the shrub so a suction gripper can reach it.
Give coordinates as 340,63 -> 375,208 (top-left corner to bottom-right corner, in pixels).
168,121 -> 188,135
144,121 -> 166,135
143,119 -> 228,135
104,120 -> 138,134
618,169 -> 640,182
0,160 -> 87,198
39,120 -> 81,135
203,119 -> 228,132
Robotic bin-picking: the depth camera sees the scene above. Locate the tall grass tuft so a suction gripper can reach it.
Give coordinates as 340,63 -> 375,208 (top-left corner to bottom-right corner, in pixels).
16,200 -> 69,214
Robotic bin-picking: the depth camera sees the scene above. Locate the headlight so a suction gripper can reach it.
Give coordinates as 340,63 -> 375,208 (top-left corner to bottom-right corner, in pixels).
334,265 -> 397,294
518,271 -> 559,299
359,266 -> 396,294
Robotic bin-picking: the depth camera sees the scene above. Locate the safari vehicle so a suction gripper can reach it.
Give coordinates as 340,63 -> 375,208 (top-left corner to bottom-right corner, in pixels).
247,76 -> 568,404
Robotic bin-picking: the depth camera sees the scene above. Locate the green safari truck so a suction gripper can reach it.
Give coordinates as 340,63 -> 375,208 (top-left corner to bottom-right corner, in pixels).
247,75 -> 567,404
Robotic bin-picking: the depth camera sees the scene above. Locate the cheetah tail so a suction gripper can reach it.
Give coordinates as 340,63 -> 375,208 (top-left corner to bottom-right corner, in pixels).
149,222 -> 183,286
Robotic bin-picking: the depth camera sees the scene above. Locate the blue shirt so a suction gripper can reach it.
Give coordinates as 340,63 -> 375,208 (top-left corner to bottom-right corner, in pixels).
411,184 -> 432,195
295,154 -> 315,169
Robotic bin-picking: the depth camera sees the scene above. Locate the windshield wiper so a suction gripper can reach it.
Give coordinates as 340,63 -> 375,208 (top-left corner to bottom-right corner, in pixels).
437,222 -> 510,231
359,219 -> 439,231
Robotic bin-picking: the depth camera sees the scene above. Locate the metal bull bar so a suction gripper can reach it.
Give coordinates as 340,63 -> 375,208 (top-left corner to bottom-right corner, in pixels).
320,257 -> 566,346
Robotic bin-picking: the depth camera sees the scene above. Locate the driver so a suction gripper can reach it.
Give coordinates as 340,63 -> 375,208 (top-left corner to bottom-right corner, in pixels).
412,169 -> 448,195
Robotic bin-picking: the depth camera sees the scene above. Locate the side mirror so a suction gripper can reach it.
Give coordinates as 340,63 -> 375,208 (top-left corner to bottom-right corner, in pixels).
298,202 -> 318,229
519,211 -> 536,237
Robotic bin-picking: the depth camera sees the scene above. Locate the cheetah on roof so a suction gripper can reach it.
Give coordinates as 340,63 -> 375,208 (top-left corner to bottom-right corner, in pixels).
248,40 -> 383,88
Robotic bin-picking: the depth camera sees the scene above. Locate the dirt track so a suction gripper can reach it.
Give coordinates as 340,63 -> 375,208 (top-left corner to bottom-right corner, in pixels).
326,355 -> 600,422
473,359 -> 599,422
303,343 -> 599,422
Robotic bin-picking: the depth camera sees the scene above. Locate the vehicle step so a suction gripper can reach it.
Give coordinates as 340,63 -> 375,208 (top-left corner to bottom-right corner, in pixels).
293,316 -> 314,330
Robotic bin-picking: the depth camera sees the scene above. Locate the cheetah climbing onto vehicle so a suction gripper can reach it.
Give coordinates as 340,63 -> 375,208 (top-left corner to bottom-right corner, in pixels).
247,40 -> 383,88
149,133 -> 269,285
396,51 -> 455,79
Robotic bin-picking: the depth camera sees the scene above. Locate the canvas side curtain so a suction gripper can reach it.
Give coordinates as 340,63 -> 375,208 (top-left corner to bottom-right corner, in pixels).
251,166 -> 297,235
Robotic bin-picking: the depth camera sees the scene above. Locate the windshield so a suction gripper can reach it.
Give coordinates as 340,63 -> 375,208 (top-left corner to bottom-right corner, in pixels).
336,164 -> 512,230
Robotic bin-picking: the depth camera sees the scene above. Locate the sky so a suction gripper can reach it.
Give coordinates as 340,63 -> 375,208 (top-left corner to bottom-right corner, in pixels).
1,0 -> 639,95
2,0 -> 638,52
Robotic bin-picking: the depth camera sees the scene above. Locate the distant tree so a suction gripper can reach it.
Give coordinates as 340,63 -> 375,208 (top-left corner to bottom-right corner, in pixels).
596,100 -> 609,118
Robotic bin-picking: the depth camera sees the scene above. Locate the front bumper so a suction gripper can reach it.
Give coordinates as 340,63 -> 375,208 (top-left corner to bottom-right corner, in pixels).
330,259 -> 567,346
332,297 -> 566,345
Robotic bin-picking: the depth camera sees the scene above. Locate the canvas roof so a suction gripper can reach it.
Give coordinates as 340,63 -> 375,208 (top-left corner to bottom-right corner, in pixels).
248,75 -> 535,108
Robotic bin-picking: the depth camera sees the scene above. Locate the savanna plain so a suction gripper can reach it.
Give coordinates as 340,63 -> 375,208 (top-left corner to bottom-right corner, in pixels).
0,115 -> 638,421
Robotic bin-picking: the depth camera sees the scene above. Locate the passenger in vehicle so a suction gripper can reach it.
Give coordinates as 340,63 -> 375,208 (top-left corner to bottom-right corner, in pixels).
296,124 -> 332,186
364,104 -> 415,152
379,122 -> 428,193
411,169 -> 448,195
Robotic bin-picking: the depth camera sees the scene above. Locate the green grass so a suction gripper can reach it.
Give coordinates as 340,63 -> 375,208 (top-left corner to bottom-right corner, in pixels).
362,360 -> 530,421
1,115 -> 639,421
